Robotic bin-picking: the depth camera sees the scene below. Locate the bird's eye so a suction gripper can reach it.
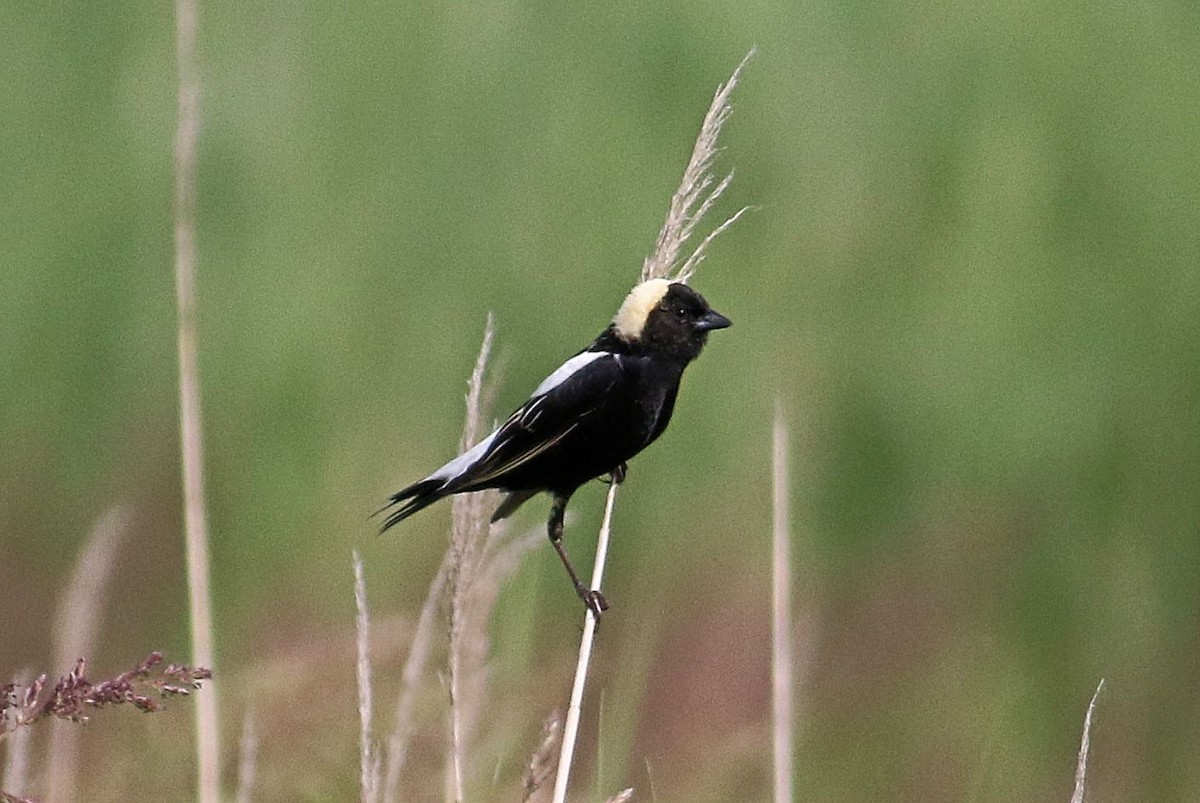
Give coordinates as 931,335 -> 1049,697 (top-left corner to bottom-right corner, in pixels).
674,305 -> 689,320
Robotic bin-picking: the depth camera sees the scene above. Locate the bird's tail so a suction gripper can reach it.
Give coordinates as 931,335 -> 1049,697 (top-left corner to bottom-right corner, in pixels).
374,478 -> 447,532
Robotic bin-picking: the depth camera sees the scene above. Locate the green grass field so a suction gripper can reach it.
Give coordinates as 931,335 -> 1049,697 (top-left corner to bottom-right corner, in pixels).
3,1 -> 1200,800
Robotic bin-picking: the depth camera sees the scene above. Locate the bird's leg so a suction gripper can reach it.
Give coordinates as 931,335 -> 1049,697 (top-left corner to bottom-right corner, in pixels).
548,494 -> 609,617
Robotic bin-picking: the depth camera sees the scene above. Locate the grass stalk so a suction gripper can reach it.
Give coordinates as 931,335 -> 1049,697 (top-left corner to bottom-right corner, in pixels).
45,506 -> 131,803
353,549 -> 380,803
771,403 -> 793,803
551,478 -> 619,803
234,708 -> 258,803
444,316 -> 497,803
382,552 -> 450,803
522,710 -> 563,803
1070,679 -> 1105,803
2,670 -> 33,799
447,581 -> 469,803
381,315 -> 529,802
172,0 -> 219,796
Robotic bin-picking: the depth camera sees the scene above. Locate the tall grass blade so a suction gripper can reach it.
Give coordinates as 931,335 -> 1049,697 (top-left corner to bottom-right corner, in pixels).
234,709 -> 258,803
172,0 -> 219,796
772,403 -> 793,803
353,550 -> 380,803
1070,679 -> 1105,803
45,506 -> 131,803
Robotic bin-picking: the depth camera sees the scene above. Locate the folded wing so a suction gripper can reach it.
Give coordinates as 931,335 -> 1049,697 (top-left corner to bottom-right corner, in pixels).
379,349 -> 624,530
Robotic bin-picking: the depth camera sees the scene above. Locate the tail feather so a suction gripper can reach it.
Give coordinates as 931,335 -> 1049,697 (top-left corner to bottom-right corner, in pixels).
375,478 -> 447,532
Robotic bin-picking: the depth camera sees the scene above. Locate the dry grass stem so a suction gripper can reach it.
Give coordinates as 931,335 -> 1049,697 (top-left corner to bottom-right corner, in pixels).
1,725 -> 30,798
234,708 -> 258,803
552,478 -> 620,803
1070,679 -> 1105,803
45,505 -> 131,803
459,312 -> 495,455
642,49 -> 754,284
1,671 -> 33,799
173,0 -> 219,796
382,552 -> 450,803
604,789 -> 634,803
445,314 -> 501,803
521,710 -> 563,803
771,402 -> 794,803
384,527 -> 541,803
353,550 -> 381,803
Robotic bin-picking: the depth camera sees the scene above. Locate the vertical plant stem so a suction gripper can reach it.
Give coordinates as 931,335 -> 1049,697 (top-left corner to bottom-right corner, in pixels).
447,586 -> 466,803
45,506 -> 131,803
771,402 -> 794,803
354,550 -> 378,803
552,479 -> 619,803
442,315 -> 498,803
383,555 -> 450,803
173,0 -> 219,797
234,709 -> 258,803
2,670 -> 34,799
446,600 -> 463,801
1070,679 -> 1105,803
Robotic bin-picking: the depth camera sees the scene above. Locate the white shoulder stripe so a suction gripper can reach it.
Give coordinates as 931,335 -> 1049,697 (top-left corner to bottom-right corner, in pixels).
532,351 -> 609,397
428,350 -> 614,487
428,428 -> 500,485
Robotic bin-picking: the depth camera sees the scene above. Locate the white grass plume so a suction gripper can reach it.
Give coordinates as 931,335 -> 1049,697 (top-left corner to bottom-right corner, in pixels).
382,315 -> 543,802
446,314 -> 500,802
642,49 -> 754,285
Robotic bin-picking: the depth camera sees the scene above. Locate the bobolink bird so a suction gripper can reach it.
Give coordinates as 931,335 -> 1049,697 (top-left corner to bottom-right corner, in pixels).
378,278 -> 730,615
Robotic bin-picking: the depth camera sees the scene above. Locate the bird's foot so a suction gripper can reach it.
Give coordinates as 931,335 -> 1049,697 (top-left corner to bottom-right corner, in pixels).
602,463 -> 627,485
579,587 -> 609,619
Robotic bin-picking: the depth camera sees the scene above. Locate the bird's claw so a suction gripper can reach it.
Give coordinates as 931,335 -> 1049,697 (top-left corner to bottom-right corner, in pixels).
581,588 -> 609,618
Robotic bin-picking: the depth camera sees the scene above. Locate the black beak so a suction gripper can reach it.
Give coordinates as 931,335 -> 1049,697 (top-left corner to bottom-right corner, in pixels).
695,308 -> 732,332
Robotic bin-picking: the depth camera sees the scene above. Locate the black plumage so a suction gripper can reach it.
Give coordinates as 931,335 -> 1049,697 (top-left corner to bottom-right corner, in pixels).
378,279 -> 730,615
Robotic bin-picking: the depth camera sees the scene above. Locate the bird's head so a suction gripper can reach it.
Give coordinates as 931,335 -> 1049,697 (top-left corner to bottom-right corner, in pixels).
611,278 -> 731,361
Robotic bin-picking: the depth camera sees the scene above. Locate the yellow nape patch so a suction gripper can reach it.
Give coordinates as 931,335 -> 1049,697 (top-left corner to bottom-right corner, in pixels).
613,278 -> 672,341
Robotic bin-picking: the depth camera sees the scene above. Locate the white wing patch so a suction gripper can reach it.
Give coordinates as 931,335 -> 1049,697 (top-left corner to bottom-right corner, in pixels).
429,428 -> 500,484
426,350 -> 617,487
532,351 -> 609,397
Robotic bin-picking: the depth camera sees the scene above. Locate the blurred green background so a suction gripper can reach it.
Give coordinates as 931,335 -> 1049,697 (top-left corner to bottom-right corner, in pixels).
3,0 -> 1200,800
